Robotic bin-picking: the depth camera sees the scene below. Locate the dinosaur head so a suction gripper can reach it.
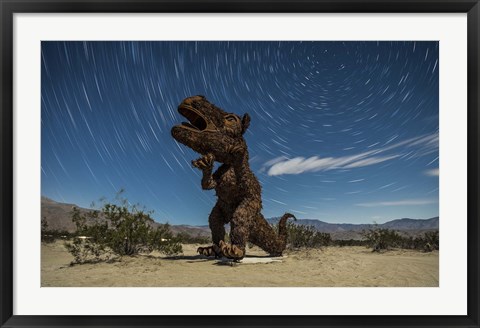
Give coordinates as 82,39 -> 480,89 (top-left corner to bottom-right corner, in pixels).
171,95 -> 250,163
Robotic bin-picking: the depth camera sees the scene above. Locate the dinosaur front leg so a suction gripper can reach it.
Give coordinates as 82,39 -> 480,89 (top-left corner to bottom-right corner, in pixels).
192,153 -> 216,190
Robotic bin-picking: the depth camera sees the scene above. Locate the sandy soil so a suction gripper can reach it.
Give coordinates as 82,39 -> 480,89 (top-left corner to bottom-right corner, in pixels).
41,241 -> 438,287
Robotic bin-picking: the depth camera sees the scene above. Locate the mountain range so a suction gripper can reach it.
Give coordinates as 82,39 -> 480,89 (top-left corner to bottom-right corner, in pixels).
267,216 -> 438,240
41,196 -> 438,240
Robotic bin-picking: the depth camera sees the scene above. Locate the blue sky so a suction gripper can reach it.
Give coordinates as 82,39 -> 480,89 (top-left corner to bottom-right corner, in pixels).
41,41 -> 439,225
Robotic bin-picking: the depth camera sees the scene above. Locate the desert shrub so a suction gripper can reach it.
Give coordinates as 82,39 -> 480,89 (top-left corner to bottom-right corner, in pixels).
362,227 -> 402,251
362,227 -> 439,252
361,226 -> 439,252
41,217 -> 55,243
64,237 -> 112,264
65,195 -> 182,264
410,231 -> 439,252
423,230 -> 439,251
285,222 -> 331,249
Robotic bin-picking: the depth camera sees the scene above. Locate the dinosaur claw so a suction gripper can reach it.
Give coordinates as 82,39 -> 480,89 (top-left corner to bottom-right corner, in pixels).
205,153 -> 214,164
197,245 -> 221,258
192,153 -> 215,170
219,240 -> 245,260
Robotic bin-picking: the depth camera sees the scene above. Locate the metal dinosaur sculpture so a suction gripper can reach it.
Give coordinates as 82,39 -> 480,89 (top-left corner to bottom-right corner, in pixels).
171,95 -> 295,260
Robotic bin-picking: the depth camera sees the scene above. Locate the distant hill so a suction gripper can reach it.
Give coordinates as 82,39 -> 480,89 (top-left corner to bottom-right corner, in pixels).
41,197 -> 210,237
267,216 -> 438,232
41,196 -> 88,232
267,216 -> 438,240
168,225 -> 211,238
41,197 -> 438,240
381,217 -> 439,230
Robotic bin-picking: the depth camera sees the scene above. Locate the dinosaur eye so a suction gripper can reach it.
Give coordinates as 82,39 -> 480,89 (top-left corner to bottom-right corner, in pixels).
225,115 -> 237,122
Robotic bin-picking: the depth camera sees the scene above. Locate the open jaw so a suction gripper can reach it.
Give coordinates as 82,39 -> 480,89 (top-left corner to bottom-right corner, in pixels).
178,105 -> 207,132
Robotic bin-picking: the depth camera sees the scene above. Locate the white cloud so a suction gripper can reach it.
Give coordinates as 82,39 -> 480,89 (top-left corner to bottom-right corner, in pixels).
356,199 -> 438,207
265,133 -> 438,176
264,156 -> 288,167
342,155 -> 400,168
424,168 -> 439,176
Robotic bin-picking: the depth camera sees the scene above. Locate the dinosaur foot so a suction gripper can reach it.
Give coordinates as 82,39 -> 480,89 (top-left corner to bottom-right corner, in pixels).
197,245 -> 221,258
219,240 -> 245,261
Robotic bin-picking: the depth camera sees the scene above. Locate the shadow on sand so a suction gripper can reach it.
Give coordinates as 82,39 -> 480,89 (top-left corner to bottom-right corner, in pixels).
162,253 -> 285,266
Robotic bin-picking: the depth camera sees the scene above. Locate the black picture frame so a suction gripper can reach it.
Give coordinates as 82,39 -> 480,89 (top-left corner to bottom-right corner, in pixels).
1,1 -> 479,327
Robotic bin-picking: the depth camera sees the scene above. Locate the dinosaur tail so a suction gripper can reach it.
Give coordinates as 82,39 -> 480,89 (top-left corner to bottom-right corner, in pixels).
278,212 -> 296,246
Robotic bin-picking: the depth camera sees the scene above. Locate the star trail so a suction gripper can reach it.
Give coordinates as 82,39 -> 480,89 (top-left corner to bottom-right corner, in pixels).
41,41 -> 439,225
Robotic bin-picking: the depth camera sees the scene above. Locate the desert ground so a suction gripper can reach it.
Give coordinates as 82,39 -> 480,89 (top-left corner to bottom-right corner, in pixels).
41,241 -> 438,287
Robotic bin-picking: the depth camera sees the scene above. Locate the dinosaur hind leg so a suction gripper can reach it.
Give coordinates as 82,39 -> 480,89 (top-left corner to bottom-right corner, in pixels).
197,202 -> 226,258
209,202 -> 226,245
220,200 -> 256,260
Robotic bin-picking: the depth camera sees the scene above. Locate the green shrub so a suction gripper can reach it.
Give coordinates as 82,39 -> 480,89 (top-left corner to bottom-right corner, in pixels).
418,230 -> 439,252
41,217 -> 55,243
362,226 -> 439,252
64,237 -> 111,264
285,222 -> 331,249
362,227 -> 402,251
65,195 -> 182,264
